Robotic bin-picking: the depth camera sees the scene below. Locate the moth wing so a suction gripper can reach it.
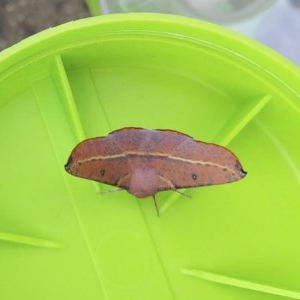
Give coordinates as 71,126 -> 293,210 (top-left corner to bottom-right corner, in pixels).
156,139 -> 246,191
65,136 -> 132,190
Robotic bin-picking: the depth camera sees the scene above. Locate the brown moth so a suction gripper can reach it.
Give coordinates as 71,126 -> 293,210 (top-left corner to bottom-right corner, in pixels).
65,127 -> 246,215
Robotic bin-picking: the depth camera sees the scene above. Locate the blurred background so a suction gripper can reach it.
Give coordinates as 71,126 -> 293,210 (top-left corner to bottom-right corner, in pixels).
1,0 -> 300,66
0,0 -> 90,50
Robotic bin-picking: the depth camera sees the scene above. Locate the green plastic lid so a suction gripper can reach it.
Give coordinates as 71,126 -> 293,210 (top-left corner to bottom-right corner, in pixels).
1,13 -> 300,300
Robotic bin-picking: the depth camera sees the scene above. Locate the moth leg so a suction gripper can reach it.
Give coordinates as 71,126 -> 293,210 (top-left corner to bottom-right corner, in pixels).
158,175 -> 175,190
152,194 -> 160,217
98,188 -> 124,195
158,174 -> 190,198
172,189 -> 191,198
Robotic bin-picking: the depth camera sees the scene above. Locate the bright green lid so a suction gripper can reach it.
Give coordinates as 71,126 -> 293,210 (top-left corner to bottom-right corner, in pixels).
1,13 -> 300,300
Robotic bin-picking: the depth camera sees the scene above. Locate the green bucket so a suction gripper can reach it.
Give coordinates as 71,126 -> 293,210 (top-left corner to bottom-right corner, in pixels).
1,13 -> 300,300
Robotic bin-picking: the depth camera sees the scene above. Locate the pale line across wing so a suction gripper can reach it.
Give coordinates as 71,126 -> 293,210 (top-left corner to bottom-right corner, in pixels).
76,151 -> 232,171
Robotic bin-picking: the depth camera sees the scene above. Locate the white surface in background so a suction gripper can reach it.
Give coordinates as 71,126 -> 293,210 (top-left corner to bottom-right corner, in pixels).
99,0 -> 300,66
227,0 -> 300,66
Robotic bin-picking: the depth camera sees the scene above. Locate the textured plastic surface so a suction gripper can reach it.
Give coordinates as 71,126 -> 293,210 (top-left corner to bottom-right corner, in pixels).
1,13 -> 300,300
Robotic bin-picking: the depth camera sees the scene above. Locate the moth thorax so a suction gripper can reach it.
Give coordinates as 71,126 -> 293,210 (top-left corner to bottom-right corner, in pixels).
128,167 -> 159,198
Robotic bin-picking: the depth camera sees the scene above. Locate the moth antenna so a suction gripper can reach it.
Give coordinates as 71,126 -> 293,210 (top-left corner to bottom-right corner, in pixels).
152,194 -> 160,217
